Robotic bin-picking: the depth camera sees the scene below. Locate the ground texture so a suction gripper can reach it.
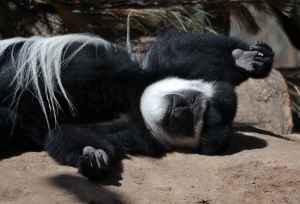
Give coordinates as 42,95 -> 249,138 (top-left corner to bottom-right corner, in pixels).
1,128 -> 300,204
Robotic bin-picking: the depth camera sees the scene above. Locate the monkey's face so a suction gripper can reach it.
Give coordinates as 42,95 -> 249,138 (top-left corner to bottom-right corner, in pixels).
140,77 -> 214,148
161,90 -> 206,137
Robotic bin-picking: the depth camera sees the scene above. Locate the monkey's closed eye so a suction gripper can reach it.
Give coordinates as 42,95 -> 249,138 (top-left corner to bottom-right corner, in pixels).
191,95 -> 197,105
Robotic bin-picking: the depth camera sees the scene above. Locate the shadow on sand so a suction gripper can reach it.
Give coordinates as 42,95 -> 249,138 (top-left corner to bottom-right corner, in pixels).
220,122 -> 276,155
48,173 -> 127,204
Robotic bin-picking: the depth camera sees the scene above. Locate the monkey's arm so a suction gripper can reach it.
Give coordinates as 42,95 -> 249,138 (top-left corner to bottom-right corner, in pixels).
143,34 -> 274,86
44,121 -> 169,179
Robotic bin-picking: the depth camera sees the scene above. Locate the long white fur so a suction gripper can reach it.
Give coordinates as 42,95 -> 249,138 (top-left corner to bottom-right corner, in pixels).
0,34 -> 110,127
140,77 -> 215,148
126,11 -> 133,54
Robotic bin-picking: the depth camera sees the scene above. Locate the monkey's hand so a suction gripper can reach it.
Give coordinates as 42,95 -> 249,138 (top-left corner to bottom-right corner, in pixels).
232,41 -> 274,78
79,146 -> 110,179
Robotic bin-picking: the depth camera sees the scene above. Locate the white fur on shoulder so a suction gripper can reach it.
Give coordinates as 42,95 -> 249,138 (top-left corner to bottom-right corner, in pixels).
0,34 -> 110,127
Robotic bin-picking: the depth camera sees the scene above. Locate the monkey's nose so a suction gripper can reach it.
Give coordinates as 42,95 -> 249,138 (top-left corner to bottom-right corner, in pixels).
171,93 -> 187,108
162,93 -> 192,131
171,94 -> 192,123
171,94 -> 192,120
172,106 -> 191,119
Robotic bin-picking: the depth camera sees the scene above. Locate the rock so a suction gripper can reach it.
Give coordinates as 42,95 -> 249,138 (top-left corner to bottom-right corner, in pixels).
235,69 -> 293,135
281,134 -> 300,142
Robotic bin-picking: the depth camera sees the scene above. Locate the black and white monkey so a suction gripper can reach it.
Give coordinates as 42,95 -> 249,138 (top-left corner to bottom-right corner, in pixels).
0,33 -> 274,179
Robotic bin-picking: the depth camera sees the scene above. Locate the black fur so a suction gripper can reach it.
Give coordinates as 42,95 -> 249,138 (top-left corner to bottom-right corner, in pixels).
0,33 -> 274,179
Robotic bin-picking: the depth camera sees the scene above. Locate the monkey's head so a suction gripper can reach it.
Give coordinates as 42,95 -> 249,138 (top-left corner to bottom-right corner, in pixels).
140,77 -> 215,149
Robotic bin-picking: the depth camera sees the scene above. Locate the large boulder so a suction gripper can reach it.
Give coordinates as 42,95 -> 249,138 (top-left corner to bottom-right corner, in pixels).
235,69 -> 293,135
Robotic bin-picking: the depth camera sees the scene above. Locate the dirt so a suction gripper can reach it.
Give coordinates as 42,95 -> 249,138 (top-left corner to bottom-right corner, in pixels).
1,127 -> 300,204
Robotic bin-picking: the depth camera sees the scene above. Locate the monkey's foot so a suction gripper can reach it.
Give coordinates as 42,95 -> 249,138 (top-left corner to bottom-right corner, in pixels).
233,41 -> 274,78
79,146 -> 110,179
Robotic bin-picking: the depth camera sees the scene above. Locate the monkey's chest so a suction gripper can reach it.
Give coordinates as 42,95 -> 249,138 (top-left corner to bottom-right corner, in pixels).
69,80 -> 133,121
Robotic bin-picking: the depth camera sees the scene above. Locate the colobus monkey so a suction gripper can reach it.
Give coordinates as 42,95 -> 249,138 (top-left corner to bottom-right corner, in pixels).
0,33 -> 274,179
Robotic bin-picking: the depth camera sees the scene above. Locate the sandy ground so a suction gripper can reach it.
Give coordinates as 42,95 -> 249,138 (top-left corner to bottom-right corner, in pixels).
1,127 -> 300,204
